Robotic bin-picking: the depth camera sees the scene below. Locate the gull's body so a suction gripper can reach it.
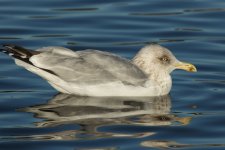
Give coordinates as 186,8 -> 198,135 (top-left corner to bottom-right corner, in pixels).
1,44 -> 196,96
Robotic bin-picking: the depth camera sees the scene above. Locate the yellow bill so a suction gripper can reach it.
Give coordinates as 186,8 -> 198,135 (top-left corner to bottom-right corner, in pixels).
175,62 -> 197,72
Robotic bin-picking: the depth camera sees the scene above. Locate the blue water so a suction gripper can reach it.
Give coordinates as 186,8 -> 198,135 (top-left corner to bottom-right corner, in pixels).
1,0 -> 225,149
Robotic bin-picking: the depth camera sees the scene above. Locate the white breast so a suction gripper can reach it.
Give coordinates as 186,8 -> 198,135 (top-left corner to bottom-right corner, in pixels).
65,79 -> 171,97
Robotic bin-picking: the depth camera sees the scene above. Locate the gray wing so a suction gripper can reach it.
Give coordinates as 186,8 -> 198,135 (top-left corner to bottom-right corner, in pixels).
30,47 -> 148,86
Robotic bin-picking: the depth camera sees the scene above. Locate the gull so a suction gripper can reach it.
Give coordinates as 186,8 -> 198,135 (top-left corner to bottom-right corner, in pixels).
0,44 -> 197,96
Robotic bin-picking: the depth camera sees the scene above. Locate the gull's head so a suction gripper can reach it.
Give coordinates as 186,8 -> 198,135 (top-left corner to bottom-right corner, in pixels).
132,44 -> 197,76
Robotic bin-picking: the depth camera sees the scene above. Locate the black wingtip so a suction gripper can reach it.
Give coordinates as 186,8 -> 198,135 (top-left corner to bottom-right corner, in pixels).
1,44 -> 33,58
0,44 -> 13,54
2,44 -> 25,50
0,48 -> 8,53
1,43 -> 18,52
2,43 -> 16,48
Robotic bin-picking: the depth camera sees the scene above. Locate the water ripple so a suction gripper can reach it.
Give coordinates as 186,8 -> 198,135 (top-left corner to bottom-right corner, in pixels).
52,8 -> 98,12
130,12 -> 183,16
0,0 -> 225,149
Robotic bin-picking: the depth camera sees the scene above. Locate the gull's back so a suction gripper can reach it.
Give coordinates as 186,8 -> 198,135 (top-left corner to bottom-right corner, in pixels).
30,47 -> 148,85
1,45 -> 151,96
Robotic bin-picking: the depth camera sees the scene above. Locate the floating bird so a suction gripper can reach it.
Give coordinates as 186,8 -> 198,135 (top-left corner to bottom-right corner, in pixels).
1,44 -> 196,96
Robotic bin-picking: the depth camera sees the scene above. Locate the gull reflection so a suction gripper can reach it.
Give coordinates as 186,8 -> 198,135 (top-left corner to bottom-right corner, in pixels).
23,94 -> 171,126
22,94 -> 191,140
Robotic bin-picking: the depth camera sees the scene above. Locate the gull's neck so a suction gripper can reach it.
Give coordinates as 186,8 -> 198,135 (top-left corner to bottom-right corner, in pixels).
132,52 -> 172,95
132,55 -> 171,81
132,54 -> 152,77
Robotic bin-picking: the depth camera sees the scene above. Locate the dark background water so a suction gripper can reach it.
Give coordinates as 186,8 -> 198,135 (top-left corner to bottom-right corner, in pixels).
0,0 -> 225,149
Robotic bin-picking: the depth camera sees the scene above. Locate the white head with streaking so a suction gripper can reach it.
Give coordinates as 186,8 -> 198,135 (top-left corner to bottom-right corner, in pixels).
133,44 -> 196,79
1,43 -> 197,96
131,44 -> 196,95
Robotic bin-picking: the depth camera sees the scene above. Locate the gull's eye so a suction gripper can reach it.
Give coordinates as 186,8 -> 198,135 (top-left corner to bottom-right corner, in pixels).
162,57 -> 169,61
159,56 -> 170,63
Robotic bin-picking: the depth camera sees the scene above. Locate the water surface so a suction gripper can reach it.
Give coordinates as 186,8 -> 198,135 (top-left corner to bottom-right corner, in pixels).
1,0 -> 225,149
